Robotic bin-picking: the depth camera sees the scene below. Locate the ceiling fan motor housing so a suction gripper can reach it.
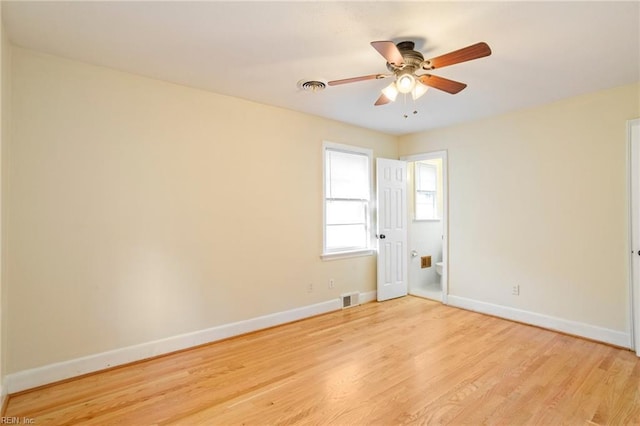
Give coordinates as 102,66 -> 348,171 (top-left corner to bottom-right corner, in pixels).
386,41 -> 425,73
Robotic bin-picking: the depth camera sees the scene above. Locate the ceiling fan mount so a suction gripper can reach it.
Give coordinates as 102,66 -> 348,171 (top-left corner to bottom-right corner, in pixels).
327,39 -> 492,106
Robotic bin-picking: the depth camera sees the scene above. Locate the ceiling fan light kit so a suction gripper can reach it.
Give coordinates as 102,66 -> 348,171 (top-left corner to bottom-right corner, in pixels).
411,81 -> 429,101
325,40 -> 492,107
381,79 -> 429,104
381,82 -> 399,102
396,72 -> 415,94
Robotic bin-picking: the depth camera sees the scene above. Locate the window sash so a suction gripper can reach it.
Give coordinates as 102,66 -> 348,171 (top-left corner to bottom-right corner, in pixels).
326,199 -> 367,226
415,190 -> 437,220
325,223 -> 368,252
325,149 -> 370,200
416,162 -> 437,191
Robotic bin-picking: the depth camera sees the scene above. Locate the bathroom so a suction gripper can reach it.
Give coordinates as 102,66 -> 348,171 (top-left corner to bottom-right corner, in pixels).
406,152 -> 447,301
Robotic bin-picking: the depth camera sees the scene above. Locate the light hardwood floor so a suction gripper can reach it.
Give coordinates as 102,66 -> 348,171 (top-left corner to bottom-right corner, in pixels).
5,296 -> 640,425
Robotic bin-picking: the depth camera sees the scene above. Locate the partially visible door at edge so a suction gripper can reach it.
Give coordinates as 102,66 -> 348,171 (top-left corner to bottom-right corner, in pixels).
376,158 -> 408,301
630,118 -> 640,356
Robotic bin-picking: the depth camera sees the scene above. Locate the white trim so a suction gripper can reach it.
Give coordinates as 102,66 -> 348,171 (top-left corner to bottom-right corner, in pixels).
359,290 -> 377,304
6,298 -> 349,394
448,295 -> 631,348
400,150 -> 449,304
321,249 -> 375,261
322,141 -> 373,157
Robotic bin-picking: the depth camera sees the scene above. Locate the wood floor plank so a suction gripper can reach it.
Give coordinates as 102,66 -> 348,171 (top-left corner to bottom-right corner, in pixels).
5,296 -> 640,425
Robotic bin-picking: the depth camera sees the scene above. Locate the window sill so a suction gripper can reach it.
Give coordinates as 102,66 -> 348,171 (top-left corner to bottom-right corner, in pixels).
321,249 -> 375,261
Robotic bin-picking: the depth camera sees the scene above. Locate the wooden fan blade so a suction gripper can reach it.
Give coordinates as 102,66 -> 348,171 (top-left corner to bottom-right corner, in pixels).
371,41 -> 404,66
374,93 -> 392,106
418,74 -> 467,94
328,74 -> 383,86
423,42 -> 491,70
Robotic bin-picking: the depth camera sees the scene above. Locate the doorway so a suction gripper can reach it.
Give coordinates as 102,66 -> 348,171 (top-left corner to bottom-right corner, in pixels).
401,151 -> 448,303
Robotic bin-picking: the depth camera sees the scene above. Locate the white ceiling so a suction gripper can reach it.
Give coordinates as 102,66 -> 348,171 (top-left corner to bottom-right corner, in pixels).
3,1 -> 639,136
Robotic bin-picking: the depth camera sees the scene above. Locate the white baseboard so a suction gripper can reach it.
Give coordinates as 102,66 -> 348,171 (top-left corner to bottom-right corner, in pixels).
447,295 -> 632,348
359,290 -> 377,304
6,296 -> 350,394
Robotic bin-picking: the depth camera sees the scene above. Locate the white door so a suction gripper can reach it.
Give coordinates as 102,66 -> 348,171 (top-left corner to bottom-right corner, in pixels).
376,158 -> 408,301
629,118 -> 640,356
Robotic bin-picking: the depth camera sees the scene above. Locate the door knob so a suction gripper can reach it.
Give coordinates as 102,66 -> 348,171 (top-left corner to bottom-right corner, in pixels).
378,234 -> 386,239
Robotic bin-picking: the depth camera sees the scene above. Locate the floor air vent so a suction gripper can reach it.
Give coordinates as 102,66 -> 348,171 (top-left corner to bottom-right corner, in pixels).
341,292 -> 360,309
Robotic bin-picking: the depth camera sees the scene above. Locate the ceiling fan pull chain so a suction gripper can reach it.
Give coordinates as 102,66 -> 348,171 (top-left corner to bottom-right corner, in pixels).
403,94 -> 409,118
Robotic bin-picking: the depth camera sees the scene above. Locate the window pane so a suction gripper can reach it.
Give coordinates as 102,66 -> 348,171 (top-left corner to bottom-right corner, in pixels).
326,224 -> 367,251
416,163 -> 436,191
326,150 -> 369,199
416,191 -> 436,220
326,200 -> 366,225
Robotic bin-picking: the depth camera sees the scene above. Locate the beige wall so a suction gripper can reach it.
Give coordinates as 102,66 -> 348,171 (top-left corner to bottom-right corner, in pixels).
7,48 -> 397,373
400,82 -> 640,332
5,44 -> 640,377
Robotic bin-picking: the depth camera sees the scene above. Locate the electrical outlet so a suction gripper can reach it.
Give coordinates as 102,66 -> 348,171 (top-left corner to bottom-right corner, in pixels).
512,284 -> 520,296
308,282 -> 313,293
329,279 -> 335,289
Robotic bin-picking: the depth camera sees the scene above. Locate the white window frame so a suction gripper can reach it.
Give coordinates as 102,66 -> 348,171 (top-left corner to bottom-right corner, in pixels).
321,141 -> 374,260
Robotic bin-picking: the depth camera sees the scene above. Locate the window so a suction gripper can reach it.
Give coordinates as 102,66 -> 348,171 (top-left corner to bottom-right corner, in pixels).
415,162 -> 438,220
323,142 -> 373,258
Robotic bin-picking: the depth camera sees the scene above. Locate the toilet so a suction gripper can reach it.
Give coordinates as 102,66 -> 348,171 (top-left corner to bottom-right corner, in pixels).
435,262 -> 443,286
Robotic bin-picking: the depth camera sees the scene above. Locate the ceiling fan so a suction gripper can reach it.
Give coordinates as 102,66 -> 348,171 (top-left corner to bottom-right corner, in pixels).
328,40 -> 492,106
